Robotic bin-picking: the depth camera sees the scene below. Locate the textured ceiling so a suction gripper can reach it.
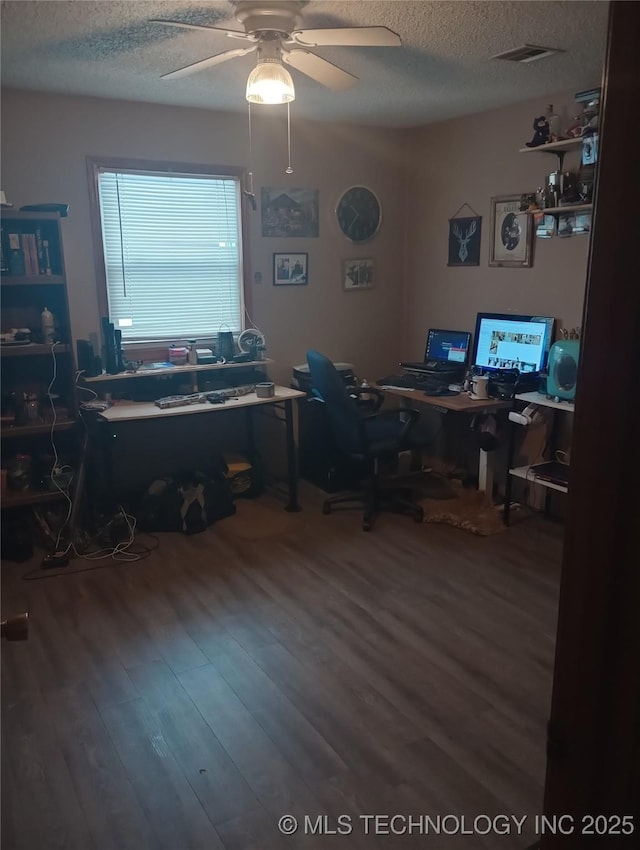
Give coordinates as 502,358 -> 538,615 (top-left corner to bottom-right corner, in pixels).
0,1 -> 609,127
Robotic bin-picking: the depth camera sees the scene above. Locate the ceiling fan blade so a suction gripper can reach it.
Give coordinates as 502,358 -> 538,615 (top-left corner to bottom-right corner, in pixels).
161,46 -> 256,80
289,26 -> 401,48
283,49 -> 358,90
150,19 -> 253,41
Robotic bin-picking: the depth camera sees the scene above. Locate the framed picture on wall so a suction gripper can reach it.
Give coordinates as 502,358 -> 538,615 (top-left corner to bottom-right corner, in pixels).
448,216 -> 481,266
342,257 -> 375,291
273,252 -> 308,285
489,195 -> 534,267
535,213 -> 557,239
262,188 -> 319,237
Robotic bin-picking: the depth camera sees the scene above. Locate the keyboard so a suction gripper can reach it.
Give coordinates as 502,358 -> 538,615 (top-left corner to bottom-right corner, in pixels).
377,374 -> 449,392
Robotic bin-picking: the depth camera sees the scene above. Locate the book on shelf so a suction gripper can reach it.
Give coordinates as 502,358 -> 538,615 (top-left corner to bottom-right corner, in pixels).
35,227 -> 46,275
7,232 -> 25,275
2,229 -> 54,276
0,228 -> 9,273
23,233 -> 39,275
42,239 -> 52,274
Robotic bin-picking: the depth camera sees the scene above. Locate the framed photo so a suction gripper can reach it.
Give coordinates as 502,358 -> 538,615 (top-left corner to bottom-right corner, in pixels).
582,133 -> 598,166
262,187 -> 319,237
342,257 -> 375,291
448,216 -> 481,266
489,195 -> 534,267
558,212 -> 592,238
273,252 -> 308,285
535,213 -> 557,239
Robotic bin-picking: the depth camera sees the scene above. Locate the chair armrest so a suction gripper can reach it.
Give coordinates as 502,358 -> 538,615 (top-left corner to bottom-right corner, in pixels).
350,386 -> 385,411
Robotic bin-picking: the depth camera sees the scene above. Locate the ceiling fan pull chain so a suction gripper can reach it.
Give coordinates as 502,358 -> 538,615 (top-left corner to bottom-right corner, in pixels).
243,103 -> 257,210
286,101 -> 294,174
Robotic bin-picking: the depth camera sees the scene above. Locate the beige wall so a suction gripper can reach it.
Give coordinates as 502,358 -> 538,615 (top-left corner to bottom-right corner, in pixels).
402,90 -> 590,359
2,88 -> 590,383
1,89 -> 406,386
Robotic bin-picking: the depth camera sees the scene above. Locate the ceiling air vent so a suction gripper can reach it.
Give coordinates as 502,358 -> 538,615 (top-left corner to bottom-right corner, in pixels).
492,44 -> 564,63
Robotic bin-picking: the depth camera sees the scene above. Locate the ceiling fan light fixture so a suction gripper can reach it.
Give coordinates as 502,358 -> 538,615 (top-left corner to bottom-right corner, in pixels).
246,57 -> 295,104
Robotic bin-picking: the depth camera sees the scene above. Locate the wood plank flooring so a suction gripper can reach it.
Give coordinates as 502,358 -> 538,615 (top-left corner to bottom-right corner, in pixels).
1,485 -> 562,849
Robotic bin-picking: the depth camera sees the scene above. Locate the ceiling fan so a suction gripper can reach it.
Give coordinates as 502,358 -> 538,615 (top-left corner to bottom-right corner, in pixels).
151,1 -> 401,96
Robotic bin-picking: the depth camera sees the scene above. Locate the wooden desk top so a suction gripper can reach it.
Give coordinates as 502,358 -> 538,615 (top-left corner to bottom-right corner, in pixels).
376,384 -> 511,413
98,386 -> 304,423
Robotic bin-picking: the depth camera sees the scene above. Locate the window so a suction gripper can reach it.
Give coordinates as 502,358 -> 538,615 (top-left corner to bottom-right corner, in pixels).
90,159 -> 246,344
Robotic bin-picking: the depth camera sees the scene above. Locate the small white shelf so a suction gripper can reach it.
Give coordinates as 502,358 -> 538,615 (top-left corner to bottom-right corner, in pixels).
509,465 -> 569,494
515,391 -> 575,413
81,358 -> 273,383
518,137 -> 583,155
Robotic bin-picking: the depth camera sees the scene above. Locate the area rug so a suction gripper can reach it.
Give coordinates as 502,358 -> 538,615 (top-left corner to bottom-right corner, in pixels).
416,473 -> 505,536
218,498 -> 303,541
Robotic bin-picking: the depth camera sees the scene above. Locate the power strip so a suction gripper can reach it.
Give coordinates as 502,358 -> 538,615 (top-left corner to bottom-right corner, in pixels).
154,393 -> 206,409
217,384 -> 255,398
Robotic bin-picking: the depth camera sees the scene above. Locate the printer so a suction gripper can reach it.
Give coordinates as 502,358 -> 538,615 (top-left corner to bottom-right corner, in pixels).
292,362 -> 356,393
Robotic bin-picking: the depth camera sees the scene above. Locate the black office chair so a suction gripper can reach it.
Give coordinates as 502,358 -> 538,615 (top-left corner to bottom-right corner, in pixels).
306,350 -> 425,531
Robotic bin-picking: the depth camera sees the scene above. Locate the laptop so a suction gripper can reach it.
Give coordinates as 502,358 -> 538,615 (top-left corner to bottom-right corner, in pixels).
401,328 -> 471,373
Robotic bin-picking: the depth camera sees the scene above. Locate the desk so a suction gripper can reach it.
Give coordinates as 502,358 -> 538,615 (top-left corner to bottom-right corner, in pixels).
377,385 -> 510,495
97,386 -> 305,511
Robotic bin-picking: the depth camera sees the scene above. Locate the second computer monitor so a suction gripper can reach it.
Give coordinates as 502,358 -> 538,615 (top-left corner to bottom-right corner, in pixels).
424,329 -> 471,365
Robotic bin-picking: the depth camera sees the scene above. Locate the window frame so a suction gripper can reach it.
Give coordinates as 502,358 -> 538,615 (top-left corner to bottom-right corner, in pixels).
86,155 -> 252,355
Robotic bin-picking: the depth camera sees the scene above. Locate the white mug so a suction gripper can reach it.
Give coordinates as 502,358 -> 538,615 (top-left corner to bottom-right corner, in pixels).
469,375 -> 489,400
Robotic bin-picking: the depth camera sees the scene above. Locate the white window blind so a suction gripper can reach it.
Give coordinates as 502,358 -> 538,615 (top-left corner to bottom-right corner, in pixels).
97,169 -> 243,342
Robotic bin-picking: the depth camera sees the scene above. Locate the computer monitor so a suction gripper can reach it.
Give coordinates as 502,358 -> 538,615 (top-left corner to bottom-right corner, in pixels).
472,312 -> 555,373
424,329 -> 471,365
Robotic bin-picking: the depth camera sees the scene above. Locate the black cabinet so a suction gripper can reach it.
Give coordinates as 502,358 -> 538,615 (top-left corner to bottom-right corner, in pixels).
297,395 -> 363,493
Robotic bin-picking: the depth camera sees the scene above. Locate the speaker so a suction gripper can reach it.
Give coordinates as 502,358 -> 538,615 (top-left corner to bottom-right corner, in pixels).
547,340 -> 579,400
77,339 -> 101,377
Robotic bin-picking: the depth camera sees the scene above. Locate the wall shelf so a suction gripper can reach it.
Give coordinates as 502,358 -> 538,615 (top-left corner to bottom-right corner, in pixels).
1,274 -> 66,286
528,203 -> 592,216
518,137 -> 583,155
0,343 -> 71,357
519,137 -> 584,169
81,358 -> 273,383
1,420 -> 76,438
1,489 -> 70,509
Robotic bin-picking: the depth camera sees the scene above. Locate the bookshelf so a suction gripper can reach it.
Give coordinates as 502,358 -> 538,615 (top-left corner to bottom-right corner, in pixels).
1,210 -> 78,509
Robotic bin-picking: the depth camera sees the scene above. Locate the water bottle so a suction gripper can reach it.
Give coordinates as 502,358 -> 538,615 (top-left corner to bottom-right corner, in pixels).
546,104 -> 561,140
41,307 -> 55,343
187,340 -> 197,365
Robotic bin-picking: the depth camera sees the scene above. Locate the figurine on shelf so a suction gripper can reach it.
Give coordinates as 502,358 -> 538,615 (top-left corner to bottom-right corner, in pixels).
566,98 -> 599,138
519,192 -> 541,212
525,116 -> 550,148
560,327 -> 581,340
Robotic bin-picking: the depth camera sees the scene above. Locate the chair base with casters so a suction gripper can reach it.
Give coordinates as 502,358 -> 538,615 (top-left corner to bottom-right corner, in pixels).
306,349 -> 427,532
322,458 -> 424,531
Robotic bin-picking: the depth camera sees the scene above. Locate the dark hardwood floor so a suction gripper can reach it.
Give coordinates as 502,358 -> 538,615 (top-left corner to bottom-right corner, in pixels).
1,485 -> 562,849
